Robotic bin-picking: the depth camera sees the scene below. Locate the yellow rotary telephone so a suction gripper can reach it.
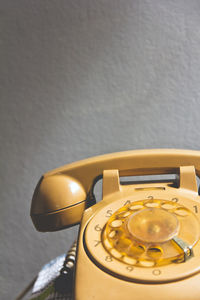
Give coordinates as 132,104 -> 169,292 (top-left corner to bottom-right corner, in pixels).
31,149 -> 200,300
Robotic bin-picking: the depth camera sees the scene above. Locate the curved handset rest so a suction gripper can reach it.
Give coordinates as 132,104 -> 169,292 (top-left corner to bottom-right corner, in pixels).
31,149 -> 200,232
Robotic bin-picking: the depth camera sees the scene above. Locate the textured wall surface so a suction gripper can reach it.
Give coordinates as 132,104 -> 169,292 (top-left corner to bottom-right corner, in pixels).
1,1 -> 200,299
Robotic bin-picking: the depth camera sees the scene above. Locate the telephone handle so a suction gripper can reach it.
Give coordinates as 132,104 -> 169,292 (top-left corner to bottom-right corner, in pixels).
31,149 -> 200,231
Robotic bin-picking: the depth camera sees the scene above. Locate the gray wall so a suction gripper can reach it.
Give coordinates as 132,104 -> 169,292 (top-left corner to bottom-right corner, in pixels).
1,1 -> 200,299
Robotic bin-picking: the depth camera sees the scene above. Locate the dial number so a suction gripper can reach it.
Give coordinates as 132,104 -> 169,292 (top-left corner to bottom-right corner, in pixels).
124,200 -> 131,206
94,224 -> 102,231
172,198 -> 178,202
126,266 -> 134,272
105,210 -> 113,217
94,240 -> 101,247
194,205 -> 198,214
153,269 -> 161,276
105,256 -> 113,262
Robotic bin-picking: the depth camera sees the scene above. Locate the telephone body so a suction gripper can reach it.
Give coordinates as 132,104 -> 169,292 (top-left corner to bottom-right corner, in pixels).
31,149 -> 200,300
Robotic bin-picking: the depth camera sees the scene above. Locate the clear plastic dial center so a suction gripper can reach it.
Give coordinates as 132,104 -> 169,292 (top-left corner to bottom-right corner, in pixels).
127,207 -> 180,243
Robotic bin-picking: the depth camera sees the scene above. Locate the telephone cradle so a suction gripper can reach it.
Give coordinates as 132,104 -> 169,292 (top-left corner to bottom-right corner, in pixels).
30,149 -> 200,300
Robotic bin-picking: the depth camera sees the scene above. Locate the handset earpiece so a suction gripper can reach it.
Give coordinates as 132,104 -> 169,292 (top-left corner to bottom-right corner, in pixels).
31,174 -> 87,232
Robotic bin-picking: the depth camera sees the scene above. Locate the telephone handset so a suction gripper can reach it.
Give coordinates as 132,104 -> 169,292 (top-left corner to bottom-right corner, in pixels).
31,149 -> 200,300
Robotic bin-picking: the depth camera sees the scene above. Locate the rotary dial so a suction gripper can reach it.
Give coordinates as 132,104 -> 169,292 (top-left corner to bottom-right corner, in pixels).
102,199 -> 199,267
84,196 -> 200,282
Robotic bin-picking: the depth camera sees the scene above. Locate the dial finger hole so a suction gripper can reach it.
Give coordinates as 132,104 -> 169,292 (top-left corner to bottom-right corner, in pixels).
123,256 -> 137,265
139,260 -> 155,267
174,208 -> 189,217
161,203 -> 175,210
108,230 -> 117,238
115,238 -> 133,251
104,239 -> 112,249
145,202 -> 160,208
110,248 -> 122,259
129,244 -> 145,256
120,211 -> 131,218
129,204 -> 144,211
147,246 -> 163,259
110,220 -> 123,228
